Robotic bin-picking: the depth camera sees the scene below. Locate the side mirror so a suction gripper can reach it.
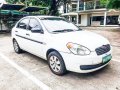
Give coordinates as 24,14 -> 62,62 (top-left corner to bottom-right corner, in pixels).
31,27 -> 44,34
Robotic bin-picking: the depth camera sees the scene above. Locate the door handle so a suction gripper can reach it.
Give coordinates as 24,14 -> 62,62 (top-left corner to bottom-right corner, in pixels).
26,33 -> 30,36
15,31 -> 18,32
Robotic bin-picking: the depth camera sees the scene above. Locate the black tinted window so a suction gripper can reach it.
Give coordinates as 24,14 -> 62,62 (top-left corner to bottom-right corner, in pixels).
28,18 -> 42,31
17,18 -> 29,29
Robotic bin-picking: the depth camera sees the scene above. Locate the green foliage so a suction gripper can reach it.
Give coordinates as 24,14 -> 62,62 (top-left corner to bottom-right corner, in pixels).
100,0 -> 108,4
100,0 -> 109,6
6,0 -> 20,4
6,0 -> 50,7
5,0 -> 70,15
100,0 -> 120,9
107,0 -> 120,9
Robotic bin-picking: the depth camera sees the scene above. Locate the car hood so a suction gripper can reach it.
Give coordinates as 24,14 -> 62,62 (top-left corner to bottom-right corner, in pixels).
51,30 -> 110,51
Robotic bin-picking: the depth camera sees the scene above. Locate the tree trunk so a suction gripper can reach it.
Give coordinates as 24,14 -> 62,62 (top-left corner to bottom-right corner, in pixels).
49,0 -> 58,16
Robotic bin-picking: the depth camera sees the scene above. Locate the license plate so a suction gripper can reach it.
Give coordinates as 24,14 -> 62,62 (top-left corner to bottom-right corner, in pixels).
102,54 -> 112,63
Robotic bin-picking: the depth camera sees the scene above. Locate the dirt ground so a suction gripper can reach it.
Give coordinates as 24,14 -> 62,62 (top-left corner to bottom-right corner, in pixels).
0,29 -> 120,90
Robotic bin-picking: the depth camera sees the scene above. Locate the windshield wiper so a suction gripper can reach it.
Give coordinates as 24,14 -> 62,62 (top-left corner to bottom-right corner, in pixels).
52,29 -> 74,33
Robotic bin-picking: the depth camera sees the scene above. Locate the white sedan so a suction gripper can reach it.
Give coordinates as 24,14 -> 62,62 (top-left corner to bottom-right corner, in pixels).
12,16 -> 112,75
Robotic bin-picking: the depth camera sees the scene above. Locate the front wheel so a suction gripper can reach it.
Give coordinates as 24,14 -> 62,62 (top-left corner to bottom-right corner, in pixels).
48,51 -> 67,75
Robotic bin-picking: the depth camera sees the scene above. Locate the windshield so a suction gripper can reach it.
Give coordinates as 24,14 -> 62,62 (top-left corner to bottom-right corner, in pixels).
40,17 -> 82,33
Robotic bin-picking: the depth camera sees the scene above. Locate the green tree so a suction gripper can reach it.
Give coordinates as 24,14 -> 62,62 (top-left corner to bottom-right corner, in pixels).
6,0 -> 20,4
107,0 -> 120,9
48,0 -> 71,15
100,0 -> 120,9
6,0 -> 70,15
100,0 -> 109,5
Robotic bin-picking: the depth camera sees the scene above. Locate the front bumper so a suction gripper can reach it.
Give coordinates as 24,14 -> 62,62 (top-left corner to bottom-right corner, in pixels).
59,50 -> 112,73
80,59 -> 110,70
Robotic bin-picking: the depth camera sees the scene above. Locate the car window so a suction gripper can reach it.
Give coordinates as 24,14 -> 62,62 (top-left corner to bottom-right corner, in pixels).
40,17 -> 82,33
28,18 -> 42,31
17,18 -> 29,29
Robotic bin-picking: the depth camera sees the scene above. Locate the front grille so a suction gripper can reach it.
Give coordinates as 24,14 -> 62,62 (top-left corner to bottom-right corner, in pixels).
95,44 -> 110,55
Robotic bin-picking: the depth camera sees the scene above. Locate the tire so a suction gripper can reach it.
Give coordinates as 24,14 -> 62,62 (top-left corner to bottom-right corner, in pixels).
48,51 -> 67,75
13,39 -> 23,54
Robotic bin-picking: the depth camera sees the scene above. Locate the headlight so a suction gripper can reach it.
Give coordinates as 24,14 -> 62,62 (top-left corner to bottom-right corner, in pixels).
66,42 -> 91,55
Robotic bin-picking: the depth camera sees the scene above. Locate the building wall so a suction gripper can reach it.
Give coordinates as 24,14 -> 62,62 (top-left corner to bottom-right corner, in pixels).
92,13 -> 104,16
61,0 -> 120,26
91,12 -> 119,26
80,14 -> 88,26
0,0 -> 6,3
91,13 -> 104,26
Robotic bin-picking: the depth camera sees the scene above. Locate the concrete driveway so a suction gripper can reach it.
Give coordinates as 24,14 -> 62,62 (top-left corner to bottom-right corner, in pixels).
0,29 -> 120,90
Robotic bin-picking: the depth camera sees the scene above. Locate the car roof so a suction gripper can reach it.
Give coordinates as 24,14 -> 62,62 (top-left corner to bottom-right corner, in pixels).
25,15 -> 62,19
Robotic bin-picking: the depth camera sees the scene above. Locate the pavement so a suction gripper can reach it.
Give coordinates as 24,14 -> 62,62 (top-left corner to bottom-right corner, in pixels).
0,29 -> 120,90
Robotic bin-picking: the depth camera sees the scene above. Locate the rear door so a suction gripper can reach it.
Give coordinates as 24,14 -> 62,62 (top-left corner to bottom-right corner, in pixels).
14,18 -> 30,50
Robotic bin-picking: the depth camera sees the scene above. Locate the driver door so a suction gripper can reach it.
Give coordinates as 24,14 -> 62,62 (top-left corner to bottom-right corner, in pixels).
25,18 -> 45,58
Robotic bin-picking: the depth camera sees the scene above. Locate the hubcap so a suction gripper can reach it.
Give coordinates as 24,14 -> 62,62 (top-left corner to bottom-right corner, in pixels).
49,56 -> 61,72
14,41 -> 19,52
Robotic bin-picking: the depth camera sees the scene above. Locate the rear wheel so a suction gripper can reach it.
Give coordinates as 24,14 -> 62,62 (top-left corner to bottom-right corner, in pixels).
48,51 -> 66,75
13,39 -> 23,54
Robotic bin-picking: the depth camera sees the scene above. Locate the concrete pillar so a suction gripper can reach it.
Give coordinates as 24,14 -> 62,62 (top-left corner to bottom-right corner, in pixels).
94,0 -> 96,9
84,2 -> 86,11
77,14 -> 79,26
66,4 -> 68,13
77,0 -> 80,11
104,12 -> 107,26
69,16 -> 71,21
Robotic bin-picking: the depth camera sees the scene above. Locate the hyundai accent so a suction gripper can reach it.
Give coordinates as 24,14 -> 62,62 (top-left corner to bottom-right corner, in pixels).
12,16 -> 112,75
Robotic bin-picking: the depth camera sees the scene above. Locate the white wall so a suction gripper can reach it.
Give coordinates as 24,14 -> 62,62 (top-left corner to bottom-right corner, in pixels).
59,6 -> 64,14
80,14 -> 88,26
0,0 -> 6,3
92,13 -> 104,16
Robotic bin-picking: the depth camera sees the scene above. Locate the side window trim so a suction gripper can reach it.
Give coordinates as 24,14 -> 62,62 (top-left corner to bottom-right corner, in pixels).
17,17 -> 30,30
28,17 -> 44,34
